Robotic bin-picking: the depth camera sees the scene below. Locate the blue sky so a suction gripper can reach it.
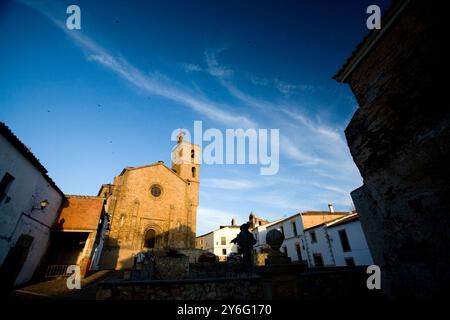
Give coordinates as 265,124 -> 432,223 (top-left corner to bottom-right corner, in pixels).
0,0 -> 390,235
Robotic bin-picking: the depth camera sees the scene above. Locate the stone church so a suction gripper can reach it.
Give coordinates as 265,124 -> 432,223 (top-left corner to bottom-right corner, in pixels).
98,134 -> 200,269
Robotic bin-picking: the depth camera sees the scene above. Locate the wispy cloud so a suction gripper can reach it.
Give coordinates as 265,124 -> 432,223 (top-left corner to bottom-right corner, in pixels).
202,178 -> 260,190
274,78 -> 316,96
22,1 -> 255,128
86,47 -> 254,127
181,63 -> 203,73
279,135 -> 323,165
201,50 -> 329,166
248,74 -> 269,86
20,0 -> 361,227
204,50 -> 234,79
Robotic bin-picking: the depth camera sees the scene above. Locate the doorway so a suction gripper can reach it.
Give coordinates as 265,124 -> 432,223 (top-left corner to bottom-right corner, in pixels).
0,234 -> 34,291
144,229 -> 156,249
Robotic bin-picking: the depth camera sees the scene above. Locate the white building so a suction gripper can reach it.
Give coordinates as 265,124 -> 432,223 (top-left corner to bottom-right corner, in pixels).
253,215 -> 306,262
0,122 -> 65,288
196,219 -> 241,261
252,208 -> 355,267
303,213 -> 374,267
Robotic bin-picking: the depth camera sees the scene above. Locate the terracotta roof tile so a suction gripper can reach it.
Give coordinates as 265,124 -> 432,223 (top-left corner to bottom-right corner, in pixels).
54,195 -> 104,231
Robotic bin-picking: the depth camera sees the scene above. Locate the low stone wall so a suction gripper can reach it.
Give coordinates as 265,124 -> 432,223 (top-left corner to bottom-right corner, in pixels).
177,248 -> 207,263
188,262 -> 244,278
97,277 -> 263,300
155,256 -> 189,280
97,266 -> 381,300
297,267 -> 382,300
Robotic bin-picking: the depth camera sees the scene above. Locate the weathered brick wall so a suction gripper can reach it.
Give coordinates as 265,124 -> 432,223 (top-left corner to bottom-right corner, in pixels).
344,1 -> 449,298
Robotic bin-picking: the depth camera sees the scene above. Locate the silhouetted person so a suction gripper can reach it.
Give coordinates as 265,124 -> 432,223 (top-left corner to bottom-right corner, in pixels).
133,249 -> 155,279
231,223 -> 256,273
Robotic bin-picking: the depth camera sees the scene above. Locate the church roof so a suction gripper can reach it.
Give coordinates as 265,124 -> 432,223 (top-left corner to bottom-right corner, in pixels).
118,161 -> 189,184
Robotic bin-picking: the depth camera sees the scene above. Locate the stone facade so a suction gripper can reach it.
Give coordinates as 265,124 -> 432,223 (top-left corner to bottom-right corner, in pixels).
334,0 -> 448,298
99,136 -> 200,269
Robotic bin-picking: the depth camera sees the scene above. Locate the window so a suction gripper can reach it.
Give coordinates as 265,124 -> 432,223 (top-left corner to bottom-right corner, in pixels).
345,257 -> 355,266
313,253 -> 324,267
191,149 -> 195,159
0,172 -> 15,204
338,229 -> 351,252
150,184 -> 162,197
222,248 -> 227,255
221,236 -> 226,245
310,230 -> 317,243
295,243 -> 302,261
191,167 -> 196,178
292,222 -> 298,236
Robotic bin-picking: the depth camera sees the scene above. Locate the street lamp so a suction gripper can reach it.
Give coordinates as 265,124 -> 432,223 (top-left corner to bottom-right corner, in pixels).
31,199 -> 49,212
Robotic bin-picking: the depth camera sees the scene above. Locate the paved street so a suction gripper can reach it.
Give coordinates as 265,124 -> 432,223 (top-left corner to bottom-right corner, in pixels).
11,270 -> 114,300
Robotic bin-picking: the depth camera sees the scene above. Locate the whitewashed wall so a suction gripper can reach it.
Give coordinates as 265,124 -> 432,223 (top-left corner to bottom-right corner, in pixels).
196,227 -> 240,259
304,226 -> 335,267
0,134 -> 64,286
212,227 -> 240,258
267,216 -> 305,262
303,220 -> 374,267
253,216 -> 308,263
328,221 -> 374,266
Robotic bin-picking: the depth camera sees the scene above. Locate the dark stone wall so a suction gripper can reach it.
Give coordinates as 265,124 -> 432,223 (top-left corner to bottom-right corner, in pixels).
97,277 -> 263,300
343,1 -> 449,299
96,267 -> 376,300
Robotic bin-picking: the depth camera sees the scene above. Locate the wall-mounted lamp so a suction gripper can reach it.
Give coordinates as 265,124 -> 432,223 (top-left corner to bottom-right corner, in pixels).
31,199 -> 49,212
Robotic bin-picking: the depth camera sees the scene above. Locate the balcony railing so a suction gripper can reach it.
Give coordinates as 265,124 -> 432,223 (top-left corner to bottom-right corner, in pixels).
45,265 -> 71,278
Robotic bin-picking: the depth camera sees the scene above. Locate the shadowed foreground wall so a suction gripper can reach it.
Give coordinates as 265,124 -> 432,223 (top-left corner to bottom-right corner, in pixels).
335,0 -> 449,299
96,267 -> 379,300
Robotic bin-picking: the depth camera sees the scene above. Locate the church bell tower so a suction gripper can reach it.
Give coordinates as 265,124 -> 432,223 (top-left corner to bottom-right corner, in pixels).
171,131 -> 200,183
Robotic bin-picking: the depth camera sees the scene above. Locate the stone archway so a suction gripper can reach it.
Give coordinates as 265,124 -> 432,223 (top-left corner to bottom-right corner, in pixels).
141,224 -> 165,250
143,229 -> 156,249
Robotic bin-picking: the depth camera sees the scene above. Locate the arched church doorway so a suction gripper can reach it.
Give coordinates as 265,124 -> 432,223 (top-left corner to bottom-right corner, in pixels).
144,229 -> 156,249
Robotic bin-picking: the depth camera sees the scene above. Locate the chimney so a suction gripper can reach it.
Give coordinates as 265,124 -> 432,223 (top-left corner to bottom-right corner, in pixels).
231,218 -> 236,226
328,203 -> 335,213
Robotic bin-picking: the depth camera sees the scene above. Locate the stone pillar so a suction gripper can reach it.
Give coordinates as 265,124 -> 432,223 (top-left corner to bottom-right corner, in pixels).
260,229 -> 306,299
